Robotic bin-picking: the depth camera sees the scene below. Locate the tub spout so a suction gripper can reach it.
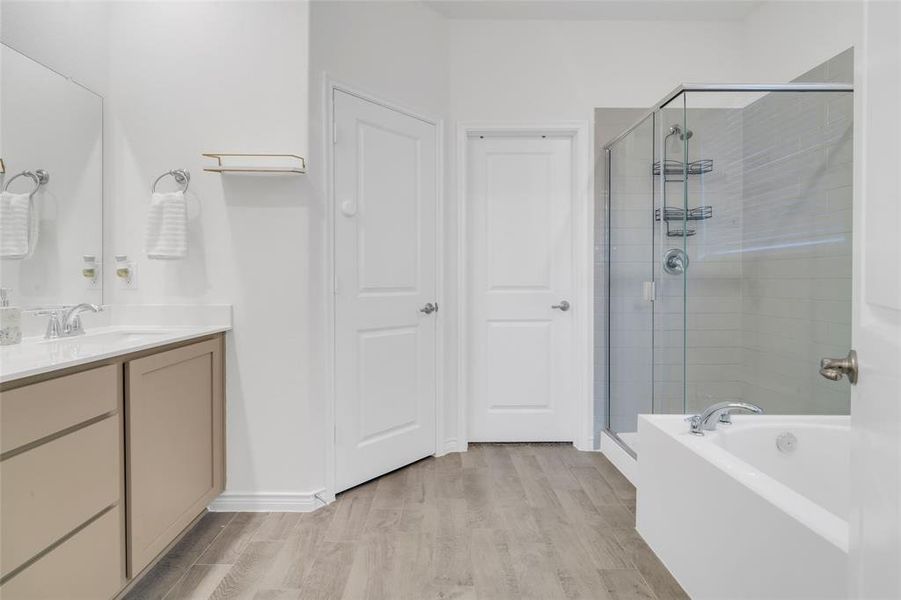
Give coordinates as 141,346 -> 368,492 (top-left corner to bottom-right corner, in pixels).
689,401 -> 764,435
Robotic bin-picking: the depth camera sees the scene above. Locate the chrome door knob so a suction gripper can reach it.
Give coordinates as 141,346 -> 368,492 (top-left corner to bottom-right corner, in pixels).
551,300 -> 571,311
419,302 -> 438,315
819,349 -> 858,384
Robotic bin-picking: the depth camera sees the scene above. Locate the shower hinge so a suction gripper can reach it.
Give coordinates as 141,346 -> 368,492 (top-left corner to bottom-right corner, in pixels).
643,281 -> 656,303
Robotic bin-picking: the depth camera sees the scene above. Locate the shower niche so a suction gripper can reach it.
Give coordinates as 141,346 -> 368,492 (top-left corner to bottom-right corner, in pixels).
600,64 -> 855,457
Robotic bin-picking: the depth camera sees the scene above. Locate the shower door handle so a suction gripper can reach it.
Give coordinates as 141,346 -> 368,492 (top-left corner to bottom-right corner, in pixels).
819,349 -> 858,384
551,300 -> 571,311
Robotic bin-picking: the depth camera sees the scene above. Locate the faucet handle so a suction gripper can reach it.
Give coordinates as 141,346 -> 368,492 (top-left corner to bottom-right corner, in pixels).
686,414 -> 703,435
35,309 -> 64,339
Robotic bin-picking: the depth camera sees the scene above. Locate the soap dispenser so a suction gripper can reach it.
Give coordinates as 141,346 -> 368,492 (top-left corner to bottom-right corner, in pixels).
0,288 -> 22,345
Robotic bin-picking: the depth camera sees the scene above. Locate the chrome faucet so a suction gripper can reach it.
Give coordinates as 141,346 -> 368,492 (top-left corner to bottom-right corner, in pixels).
41,303 -> 103,339
61,303 -> 103,336
688,401 -> 764,435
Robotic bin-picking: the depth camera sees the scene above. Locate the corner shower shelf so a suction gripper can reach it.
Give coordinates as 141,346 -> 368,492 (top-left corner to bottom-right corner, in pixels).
202,153 -> 306,174
655,206 -> 713,237
652,159 -> 714,176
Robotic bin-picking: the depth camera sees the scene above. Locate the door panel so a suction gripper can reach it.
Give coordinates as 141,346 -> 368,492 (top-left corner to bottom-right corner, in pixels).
484,320 -> 552,410
334,90 -> 437,492
468,135 -> 576,441
357,123 -> 420,292
358,326 -> 420,443
850,4 -> 901,597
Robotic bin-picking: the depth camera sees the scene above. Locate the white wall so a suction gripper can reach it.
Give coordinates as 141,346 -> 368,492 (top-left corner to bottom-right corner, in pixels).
449,19 -> 746,123
103,1 -> 313,499
0,0 -> 109,95
741,1 -> 862,83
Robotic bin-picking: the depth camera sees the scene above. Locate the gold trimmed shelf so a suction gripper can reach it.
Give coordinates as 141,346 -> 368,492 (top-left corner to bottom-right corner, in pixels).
202,153 -> 306,174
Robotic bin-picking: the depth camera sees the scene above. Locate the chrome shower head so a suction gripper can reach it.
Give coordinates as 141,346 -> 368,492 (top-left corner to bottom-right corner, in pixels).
669,124 -> 693,140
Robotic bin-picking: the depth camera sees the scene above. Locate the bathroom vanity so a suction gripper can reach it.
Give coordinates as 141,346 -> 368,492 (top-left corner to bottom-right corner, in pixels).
0,327 -> 227,599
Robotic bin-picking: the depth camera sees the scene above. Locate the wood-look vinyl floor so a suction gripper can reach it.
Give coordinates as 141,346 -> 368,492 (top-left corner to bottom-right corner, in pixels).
125,444 -> 687,600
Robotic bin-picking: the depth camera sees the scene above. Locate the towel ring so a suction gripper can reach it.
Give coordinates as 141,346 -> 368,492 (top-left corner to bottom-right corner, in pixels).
151,169 -> 190,194
3,169 -> 50,198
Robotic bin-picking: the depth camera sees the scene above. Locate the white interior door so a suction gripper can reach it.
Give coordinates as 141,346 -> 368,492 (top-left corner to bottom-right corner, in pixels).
849,4 -> 901,597
468,134 -> 576,442
333,90 -> 437,492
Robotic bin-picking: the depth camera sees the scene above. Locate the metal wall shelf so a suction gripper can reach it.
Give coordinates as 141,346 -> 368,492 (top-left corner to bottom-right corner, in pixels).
655,206 -> 713,222
202,153 -> 306,174
655,206 -> 713,237
652,159 -> 714,176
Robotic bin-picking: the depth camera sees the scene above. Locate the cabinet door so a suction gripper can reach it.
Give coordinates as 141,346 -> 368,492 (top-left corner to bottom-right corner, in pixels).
125,337 -> 224,576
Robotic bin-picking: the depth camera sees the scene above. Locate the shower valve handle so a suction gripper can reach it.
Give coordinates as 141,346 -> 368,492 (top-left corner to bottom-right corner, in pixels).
663,248 -> 689,275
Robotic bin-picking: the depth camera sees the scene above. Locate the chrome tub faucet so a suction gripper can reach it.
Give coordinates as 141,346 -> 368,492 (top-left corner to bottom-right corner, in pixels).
688,401 -> 764,435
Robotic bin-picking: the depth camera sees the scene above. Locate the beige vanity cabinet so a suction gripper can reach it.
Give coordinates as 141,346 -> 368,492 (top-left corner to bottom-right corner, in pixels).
0,365 -> 125,600
125,337 -> 224,576
0,334 -> 225,599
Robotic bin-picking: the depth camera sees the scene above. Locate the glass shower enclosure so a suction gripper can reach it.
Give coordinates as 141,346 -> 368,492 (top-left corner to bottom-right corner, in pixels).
602,83 -> 854,456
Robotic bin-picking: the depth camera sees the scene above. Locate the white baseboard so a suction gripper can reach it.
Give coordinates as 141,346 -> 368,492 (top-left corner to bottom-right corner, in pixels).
573,435 -> 596,452
599,431 -> 638,487
436,438 -> 460,456
208,490 -> 328,512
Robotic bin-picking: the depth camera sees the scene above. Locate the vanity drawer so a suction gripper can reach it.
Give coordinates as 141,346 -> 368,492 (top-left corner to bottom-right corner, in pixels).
0,364 -> 119,454
0,415 -> 121,578
0,506 -> 123,600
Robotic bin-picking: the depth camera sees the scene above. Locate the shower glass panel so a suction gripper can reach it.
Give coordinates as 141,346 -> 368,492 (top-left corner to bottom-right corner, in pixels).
606,115 -> 655,451
603,80 -> 854,457
681,89 -> 854,416
654,98 -> 689,418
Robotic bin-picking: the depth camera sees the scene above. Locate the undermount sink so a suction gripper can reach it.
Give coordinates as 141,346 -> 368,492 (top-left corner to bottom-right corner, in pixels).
39,329 -> 180,345
83,330 -> 177,344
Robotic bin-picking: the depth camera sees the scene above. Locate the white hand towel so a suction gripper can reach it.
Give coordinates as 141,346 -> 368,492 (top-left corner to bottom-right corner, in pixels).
0,191 -> 38,259
145,191 -> 188,259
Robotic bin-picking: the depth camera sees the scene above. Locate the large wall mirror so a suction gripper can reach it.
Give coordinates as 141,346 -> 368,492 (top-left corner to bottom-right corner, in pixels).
0,43 -> 103,308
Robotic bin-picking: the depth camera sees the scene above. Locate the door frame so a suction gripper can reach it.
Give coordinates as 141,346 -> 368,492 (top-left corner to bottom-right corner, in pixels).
457,121 -> 593,451
323,77 -> 446,502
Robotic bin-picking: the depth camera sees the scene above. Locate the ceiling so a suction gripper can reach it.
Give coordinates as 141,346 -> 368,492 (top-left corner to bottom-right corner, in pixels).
422,0 -> 763,21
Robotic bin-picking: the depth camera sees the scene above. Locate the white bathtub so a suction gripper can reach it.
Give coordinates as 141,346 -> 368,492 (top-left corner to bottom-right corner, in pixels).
636,414 -> 849,600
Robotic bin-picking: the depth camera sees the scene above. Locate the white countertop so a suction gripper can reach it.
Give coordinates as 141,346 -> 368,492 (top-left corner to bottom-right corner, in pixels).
0,305 -> 232,384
